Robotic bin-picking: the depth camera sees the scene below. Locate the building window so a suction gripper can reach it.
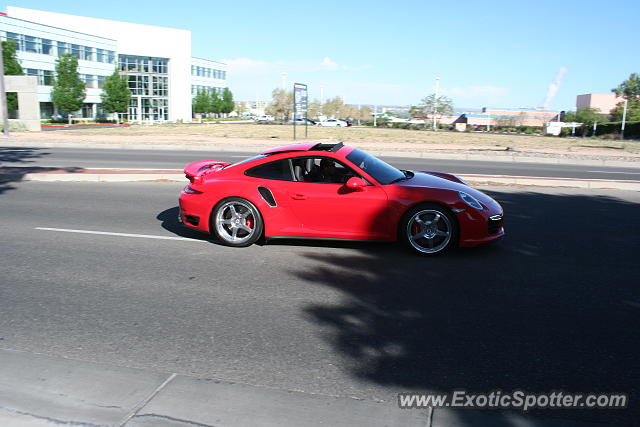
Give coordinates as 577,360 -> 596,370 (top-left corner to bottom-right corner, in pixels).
41,39 -> 54,55
82,74 -> 95,89
6,32 -> 22,50
25,35 -> 39,53
81,46 -> 93,61
82,103 -> 94,118
42,70 -> 54,86
97,75 -> 105,89
57,41 -> 69,56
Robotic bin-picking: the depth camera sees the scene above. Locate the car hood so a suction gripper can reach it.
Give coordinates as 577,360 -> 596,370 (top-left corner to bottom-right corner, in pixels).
396,171 -> 501,210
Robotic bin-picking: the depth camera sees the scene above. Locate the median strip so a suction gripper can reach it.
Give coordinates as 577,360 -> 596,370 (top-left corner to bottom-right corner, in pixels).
2,167 -> 639,190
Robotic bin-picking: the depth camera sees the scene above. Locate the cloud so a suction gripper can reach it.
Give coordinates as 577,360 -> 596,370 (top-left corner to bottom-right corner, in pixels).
320,57 -> 342,71
543,66 -> 568,109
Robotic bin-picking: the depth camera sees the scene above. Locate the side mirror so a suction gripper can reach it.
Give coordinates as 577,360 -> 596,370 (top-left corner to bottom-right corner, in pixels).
346,177 -> 367,191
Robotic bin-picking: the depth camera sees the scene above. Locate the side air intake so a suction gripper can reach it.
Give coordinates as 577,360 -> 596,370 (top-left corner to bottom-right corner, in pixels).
258,186 -> 277,207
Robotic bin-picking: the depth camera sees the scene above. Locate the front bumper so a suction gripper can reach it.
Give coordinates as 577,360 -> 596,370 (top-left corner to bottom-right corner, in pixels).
456,208 -> 505,247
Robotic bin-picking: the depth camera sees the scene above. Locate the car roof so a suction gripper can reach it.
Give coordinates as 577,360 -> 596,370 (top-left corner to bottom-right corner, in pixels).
261,142 -> 345,155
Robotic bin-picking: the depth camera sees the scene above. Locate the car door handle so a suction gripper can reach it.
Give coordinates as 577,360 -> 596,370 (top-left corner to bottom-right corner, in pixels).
291,193 -> 307,200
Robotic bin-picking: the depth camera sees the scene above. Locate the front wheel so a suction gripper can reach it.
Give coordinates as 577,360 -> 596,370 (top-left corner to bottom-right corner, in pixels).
212,197 -> 263,247
400,203 -> 458,255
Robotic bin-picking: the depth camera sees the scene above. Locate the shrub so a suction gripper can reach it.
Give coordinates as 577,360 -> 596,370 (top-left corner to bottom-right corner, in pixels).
594,121 -> 640,139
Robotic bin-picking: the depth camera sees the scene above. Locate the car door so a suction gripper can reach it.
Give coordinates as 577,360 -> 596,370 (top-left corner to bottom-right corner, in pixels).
244,158 -> 303,236
284,156 -> 390,239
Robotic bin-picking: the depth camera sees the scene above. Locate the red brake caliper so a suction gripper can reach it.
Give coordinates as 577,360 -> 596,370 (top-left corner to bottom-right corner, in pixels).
245,215 -> 254,230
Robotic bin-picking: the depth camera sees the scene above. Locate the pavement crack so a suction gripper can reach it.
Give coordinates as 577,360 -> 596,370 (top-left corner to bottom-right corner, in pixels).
115,372 -> 177,426
128,413 -> 217,427
0,406 -> 107,426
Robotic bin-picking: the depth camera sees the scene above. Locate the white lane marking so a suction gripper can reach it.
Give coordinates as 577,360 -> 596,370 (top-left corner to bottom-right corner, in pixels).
586,170 -> 640,175
35,227 -> 208,242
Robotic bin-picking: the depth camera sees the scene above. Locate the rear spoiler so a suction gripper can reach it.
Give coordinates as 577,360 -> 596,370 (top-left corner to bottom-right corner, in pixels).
184,160 -> 231,183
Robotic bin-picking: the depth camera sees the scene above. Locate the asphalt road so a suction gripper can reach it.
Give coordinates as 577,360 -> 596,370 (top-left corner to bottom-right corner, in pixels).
0,180 -> 639,426
3,146 -> 640,180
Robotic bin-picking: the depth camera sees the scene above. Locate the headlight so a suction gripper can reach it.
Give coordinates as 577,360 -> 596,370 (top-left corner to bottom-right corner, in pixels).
458,192 -> 483,210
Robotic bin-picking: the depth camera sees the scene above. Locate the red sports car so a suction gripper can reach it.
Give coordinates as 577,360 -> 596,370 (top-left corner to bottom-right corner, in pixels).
179,142 -> 504,255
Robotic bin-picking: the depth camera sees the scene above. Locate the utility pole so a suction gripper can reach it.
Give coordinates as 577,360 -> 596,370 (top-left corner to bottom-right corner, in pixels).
373,105 -> 377,127
432,77 -> 439,131
621,98 -> 628,139
0,44 -> 9,137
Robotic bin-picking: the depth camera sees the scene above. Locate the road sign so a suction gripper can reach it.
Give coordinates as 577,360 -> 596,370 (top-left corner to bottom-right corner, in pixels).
293,83 -> 308,140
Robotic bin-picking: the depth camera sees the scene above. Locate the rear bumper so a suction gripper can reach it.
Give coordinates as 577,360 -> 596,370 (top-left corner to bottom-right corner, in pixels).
179,192 -> 210,232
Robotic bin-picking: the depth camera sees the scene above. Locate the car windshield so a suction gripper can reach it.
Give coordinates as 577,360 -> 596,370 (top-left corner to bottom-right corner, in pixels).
346,149 -> 406,185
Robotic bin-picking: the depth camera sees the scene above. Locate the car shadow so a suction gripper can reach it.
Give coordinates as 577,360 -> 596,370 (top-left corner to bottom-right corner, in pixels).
156,206 -> 217,242
286,190 -> 640,426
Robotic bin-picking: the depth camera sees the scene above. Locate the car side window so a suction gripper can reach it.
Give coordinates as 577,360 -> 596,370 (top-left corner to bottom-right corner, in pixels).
245,159 -> 294,181
291,157 -> 357,184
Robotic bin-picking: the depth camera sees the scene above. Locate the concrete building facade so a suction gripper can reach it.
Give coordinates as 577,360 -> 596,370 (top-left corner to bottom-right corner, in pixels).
576,93 -> 623,115
1,6 -> 227,123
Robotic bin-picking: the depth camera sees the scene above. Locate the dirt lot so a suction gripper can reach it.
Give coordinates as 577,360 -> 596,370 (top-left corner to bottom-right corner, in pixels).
10,123 -> 640,160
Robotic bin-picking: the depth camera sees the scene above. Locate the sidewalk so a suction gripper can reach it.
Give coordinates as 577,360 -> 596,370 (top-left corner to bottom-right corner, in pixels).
1,166 -> 639,191
4,138 -> 640,169
0,349 -> 618,427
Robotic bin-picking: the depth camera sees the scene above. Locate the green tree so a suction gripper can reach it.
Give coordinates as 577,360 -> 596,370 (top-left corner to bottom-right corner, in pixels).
265,88 -> 293,121
610,73 -> 640,122
208,90 -> 222,116
2,40 -> 24,112
100,69 -> 131,123
307,99 -> 322,118
610,101 -> 640,122
612,73 -> 640,99
51,53 -> 86,124
563,108 -> 604,136
192,89 -> 209,118
234,101 -> 248,116
220,88 -> 234,115
322,96 -> 345,118
417,93 -> 454,129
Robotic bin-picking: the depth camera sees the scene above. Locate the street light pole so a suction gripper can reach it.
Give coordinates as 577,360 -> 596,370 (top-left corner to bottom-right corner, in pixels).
621,98 -> 628,139
0,44 -> 9,137
432,77 -> 439,131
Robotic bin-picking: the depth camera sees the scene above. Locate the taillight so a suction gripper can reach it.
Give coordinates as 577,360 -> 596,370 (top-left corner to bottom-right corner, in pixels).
183,185 -> 203,194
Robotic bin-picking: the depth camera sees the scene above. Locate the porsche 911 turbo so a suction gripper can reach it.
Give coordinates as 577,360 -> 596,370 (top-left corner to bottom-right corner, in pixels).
179,142 -> 504,255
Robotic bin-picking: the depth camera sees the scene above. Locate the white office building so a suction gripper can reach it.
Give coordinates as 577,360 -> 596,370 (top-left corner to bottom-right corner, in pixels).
1,6 -> 227,122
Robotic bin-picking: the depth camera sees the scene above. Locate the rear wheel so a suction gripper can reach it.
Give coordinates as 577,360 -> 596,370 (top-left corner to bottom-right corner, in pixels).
212,197 -> 263,247
400,203 -> 458,255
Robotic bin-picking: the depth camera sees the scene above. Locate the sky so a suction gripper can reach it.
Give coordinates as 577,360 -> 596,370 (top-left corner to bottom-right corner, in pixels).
7,0 -> 640,111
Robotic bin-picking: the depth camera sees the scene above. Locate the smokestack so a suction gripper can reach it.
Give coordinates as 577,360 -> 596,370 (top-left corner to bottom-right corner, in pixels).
543,66 -> 568,110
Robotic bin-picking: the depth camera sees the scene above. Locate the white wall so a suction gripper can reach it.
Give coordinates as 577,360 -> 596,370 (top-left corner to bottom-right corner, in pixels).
8,6 -> 193,122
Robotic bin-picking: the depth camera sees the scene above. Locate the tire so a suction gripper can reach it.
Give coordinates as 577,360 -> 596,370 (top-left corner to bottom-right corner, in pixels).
211,197 -> 263,247
399,203 -> 458,255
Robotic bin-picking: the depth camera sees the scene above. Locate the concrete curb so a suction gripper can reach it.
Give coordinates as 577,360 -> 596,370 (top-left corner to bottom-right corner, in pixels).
2,169 -> 639,190
5,140 -> 640,168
